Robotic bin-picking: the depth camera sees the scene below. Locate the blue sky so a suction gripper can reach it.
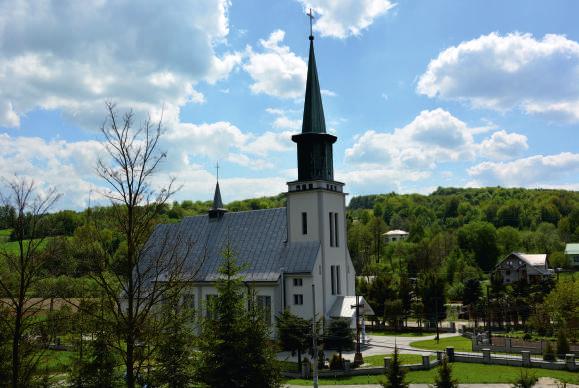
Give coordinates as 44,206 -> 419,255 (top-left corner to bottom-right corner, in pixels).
1,0 -> 579,209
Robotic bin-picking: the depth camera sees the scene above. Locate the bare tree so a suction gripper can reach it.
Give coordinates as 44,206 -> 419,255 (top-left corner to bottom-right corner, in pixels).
92,102 -> 197,387
0,178 -> 60,388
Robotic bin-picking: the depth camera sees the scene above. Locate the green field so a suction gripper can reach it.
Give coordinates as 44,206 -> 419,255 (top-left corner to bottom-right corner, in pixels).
410,335 -> 472,352
286,362 -> 579,385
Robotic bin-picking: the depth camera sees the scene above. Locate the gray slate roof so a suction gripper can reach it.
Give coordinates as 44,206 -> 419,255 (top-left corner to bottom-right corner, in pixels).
145,207 -> 320,282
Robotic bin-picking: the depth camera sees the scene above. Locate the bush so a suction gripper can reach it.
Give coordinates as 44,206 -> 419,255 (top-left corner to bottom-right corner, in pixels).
556,331 -> 570,359
329,354 -> 344,370
543,341 -> 556,362
434,357 -> 458,388
522,333 -> 532,341
511,369 -> 537,388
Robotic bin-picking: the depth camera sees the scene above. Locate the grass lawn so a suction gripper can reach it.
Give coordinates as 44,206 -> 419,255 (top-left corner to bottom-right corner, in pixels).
366,329 -> 429,337
286,362 -> 579,385
363,353 -> 435,366
0,237 -> 51,255
38,350 -> 75,373
410,335 -> 472,352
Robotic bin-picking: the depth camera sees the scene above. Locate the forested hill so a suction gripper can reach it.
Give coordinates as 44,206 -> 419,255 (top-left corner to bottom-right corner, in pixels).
346,187 -> 579,276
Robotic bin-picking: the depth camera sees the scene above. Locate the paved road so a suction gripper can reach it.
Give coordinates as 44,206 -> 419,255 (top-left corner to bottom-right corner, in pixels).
277,332 -> 457,363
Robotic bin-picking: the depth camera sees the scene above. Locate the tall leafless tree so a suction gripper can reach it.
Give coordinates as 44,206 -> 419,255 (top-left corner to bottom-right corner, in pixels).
93,102 -> 198,387
0,178 -> 60,388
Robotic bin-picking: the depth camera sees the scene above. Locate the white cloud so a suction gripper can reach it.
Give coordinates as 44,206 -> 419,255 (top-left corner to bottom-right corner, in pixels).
0,0 -> 241,130
244,30 -> 307,99
468,152 -> 579,187
345,109 -> 478,169
417,32 -> 579,121
479,130 -> 528,160
0,133 -> 104,209
298,0 -> 395,39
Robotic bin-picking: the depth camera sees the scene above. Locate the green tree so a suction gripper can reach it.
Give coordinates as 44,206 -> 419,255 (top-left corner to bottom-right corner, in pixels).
384,299 -> 404,330
381,346 -> 407,388
0,178 -> 60,388
457,221 -> 499,271
152,304 -> 196,388
434,357 -> 458,388
276,310 -> 311,373
72,329 -> 120,388
556,330 -> 570,359
197,247 -> 281,387
323,318 -> 354,367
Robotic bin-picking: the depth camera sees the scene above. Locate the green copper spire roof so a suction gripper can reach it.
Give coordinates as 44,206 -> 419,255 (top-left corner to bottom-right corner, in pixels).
212,181 -> 223,210
209,181 -> 227,219
301,36 -> 326,134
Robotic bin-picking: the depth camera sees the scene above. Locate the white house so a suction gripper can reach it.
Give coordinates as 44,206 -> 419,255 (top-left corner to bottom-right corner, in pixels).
383,229 -> 409,243
494,252 -> 553,285
143,31 -> 371,331
564,243 -> 579,268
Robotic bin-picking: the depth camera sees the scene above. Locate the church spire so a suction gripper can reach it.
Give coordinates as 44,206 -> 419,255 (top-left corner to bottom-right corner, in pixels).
209,162 -> 227,219
302,9 -> 326,134
291,12 -> 337,182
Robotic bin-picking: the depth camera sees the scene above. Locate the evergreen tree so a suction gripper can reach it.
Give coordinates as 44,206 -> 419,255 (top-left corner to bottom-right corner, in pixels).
556,330 -> 570,359
381,346 -> 407,388
196,246 -> 281,387
434,357 -> 458,388
72,329 -> 120,388
324,318 -> 354,367
276,310 -> 311,372
152,304 -> 196,388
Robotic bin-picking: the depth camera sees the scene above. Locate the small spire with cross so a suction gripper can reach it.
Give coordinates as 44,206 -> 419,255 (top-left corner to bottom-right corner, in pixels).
307,8 -> 315,39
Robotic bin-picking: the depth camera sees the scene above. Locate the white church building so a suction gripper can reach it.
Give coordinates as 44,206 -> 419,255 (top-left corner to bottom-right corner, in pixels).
146,31 -> 372,330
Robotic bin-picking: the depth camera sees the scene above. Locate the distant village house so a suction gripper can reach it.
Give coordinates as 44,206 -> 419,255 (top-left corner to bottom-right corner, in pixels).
494,252 -> 553,285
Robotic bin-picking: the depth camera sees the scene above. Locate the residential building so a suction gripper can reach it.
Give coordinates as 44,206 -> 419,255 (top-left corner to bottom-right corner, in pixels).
494,252 -> 553,284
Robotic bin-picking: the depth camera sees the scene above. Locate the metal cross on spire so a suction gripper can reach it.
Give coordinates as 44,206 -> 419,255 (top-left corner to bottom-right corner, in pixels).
215,161 -> 220,181
307,8 -> 314,38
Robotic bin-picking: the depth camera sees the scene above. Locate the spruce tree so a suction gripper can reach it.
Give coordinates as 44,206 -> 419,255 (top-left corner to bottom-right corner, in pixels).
196,246 -> 281,387
152,304 -> 196,387
382,346 -> 407,388
434,357 -> 458,388
556,330 -> 570,359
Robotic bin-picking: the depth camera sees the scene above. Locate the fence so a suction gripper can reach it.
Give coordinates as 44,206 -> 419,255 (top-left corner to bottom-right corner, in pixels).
471,335 -> 579,356
282,347 -> 577,379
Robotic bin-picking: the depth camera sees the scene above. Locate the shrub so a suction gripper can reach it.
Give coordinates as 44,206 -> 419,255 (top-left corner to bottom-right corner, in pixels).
556,331 -> 570,359
329,354 -> 344,370
511,369 -> 537,388
434,357 -> 458,388
543,341 -> 556,362
522,333 -> 532,341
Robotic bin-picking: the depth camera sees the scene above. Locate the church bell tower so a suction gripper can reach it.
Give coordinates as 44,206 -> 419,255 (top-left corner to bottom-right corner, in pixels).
286,24 -> 354,318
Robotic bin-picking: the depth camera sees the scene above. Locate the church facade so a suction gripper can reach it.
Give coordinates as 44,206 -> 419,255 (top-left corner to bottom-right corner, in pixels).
146,32 -> 369,330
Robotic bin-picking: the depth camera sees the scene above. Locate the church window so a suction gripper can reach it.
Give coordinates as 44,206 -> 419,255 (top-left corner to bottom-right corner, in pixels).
257,295 -> 272,325
181,293 -> 195,311
293,278 -> 303,287
329,212 -> 335,246
302,212 -> 308,235
293,294 -> 303,305
331,265 -> 341,295
334,213 -> 339,247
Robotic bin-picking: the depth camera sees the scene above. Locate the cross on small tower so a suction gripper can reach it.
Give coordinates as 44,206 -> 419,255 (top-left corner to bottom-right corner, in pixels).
307,8 -> 314,38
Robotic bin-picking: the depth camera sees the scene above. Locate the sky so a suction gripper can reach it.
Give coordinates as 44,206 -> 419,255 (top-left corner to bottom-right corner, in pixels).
1,0 -> 579,210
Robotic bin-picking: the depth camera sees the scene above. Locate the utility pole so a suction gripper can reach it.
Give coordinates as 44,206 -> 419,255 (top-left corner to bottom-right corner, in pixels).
312,284 -> 318,388
486,285 -> 492,346
351,295 -> 364,365
435,297 -> 440,343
